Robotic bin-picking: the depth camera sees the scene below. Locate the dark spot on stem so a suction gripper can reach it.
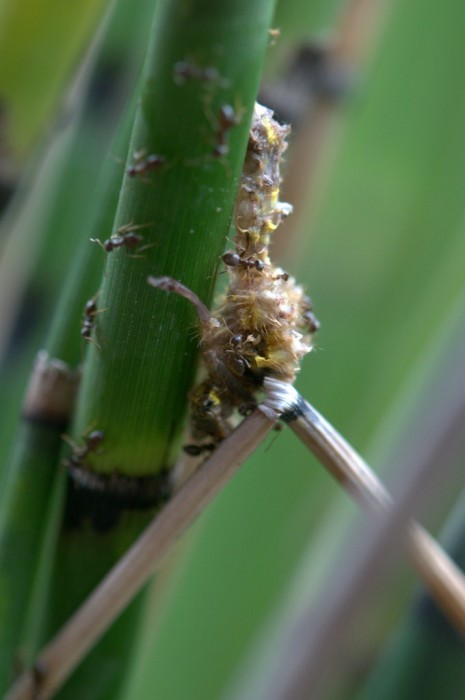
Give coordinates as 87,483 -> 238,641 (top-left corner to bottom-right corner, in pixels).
63,468 -> 172,531
280,395 -> 307,422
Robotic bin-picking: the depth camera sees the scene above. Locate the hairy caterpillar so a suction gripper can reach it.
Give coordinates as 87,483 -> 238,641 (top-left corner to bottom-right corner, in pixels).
149,103 -> 319,453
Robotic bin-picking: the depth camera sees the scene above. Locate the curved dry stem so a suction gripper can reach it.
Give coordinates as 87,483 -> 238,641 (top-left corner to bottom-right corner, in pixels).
6,409 -> 277,700
8,380 -> 465,700
275,378 -> 465,633
147,276 -> 212,324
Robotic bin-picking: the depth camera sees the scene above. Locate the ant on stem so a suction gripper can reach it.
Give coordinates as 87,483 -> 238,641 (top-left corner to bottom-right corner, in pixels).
173,60 -> 221,85
80,296 -> 106,348
91,223 -> 154,257
126,150 -> 166,178
221,250 -> 265,272
62,429 -> 104,469
212,104 -> 242,158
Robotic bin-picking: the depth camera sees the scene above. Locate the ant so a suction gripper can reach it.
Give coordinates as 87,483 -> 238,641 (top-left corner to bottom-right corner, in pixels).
222,249 -> 265,272
126,150 -> 166,178
173,60 -> 220,85
183,442 -> 216,457
301,296 -> 321,333
303,310 -> 320,333
102,231 -> 143,253
81,299 -> 98,342
80,296 -> 106,347
91,223 -> 154,256
212,104 -> 242,158
63,429 -> 104,469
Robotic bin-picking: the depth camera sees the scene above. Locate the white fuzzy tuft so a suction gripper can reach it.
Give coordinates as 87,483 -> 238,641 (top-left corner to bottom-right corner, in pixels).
259,377 -> 301,421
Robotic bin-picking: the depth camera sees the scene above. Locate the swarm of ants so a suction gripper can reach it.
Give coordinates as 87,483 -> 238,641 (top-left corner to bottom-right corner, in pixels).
149,103 -> 319,456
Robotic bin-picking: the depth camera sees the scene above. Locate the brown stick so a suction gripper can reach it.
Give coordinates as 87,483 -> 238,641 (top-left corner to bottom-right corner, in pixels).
6,409 -> 276,700
282,382 -> 465,633
8,380 -> 465,699
227,379 -> 465,700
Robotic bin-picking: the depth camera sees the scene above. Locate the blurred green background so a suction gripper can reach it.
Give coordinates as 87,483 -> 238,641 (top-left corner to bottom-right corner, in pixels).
1,0 -> 465,697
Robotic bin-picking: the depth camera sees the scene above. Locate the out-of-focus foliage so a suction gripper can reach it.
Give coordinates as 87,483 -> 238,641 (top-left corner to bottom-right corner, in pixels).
0,0 -> 109,168
1,0 -> 465,698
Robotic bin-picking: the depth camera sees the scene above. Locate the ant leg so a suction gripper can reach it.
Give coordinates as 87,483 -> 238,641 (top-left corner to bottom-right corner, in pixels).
148,276 -> 211,324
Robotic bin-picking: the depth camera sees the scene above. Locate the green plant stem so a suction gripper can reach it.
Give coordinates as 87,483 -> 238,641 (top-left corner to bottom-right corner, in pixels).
0,419 -> 71,688
6,409 -> 276,700
14,62 -> 143,700
37,1 -> 276,698
0,0 -> 153,690
8,378 -> 465,700
72,0 -> 277,476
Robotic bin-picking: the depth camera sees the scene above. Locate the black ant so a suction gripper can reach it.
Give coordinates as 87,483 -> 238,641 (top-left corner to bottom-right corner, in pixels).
126,151 -> 166,178
81,299 -> 98,341
222,250 -> 265,272
91,223 -> 154,256
301,296 -> 321,333
212,104 -> 242,158
63,429 -> 104,469
102,231 -> 143,252
183,443 -> 216,457
80,297 -> 106,347
303,310 -> 320,333
173,60 -> 220,85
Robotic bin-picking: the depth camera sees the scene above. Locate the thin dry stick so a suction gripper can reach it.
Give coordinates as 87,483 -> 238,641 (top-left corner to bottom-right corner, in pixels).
241,379 -> 465,700
6,408 -> 278,700
8,380 -> 465,699
268,377 -> 465,632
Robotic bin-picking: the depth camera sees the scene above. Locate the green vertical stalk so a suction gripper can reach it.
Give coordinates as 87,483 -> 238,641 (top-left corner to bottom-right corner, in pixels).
40,0 -> 276,698
72,0 -> 276,475
0,0 -> 153,690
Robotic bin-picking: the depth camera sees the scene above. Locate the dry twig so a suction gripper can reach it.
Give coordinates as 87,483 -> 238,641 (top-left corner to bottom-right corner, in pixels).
7,379 -> 465,699
270,377 -> 465,633
6,404 -> 281,700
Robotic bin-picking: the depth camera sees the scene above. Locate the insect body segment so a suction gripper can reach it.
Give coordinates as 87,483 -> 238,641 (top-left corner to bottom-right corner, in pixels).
81,299 -> 98,342
80,294 -> 107,349
91,223 -> 154,257
221,250 -> 265,272
212,104 -> 242,159
127,151 -> 165,178
102,231 -> 144,252
173,60 -> 221,86
149,103 -> 319,454
63,430 -> 104,470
